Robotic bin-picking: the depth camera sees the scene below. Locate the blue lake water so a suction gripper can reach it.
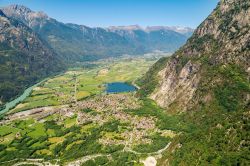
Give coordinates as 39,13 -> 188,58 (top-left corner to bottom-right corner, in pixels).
106,82 -> 137,94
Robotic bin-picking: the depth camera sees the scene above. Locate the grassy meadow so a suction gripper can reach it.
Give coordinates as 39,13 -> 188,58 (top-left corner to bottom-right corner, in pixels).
8,56 -> 157,114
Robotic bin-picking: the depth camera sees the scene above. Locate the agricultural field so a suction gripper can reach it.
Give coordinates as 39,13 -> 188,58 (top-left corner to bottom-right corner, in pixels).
7,56 -> 157,114
0,54 -> 186,166
0,97 -> 185,166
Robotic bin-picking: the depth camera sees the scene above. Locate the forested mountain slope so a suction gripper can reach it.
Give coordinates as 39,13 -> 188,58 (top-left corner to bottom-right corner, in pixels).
0,9 -> 64,108
0,4 -> 193,110
2,5 -> 192,61
138,0 -> 250,164
140,0 -> 249,111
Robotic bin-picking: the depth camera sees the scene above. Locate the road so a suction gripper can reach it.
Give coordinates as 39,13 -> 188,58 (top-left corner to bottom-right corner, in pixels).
6,142 -> 171,166
66,142 -> 171,166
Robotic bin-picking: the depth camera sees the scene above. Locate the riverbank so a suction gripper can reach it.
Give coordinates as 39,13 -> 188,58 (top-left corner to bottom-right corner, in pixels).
0,79 -> 47,115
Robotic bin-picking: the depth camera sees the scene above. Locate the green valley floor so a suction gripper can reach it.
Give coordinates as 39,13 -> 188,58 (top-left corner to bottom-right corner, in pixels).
0,54 -> 186,166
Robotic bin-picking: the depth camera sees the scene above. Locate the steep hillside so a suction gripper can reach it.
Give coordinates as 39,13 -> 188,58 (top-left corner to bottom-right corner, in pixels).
0,9 -> 64,108
141,0 -> 249,112
2,5 -> 192,61
140,0 -> 250,164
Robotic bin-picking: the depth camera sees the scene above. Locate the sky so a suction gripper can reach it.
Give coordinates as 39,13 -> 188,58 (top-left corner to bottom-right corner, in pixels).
0,0 -> 219,28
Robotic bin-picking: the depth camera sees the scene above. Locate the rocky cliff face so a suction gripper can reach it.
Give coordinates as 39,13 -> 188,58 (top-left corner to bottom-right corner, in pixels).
0,9 -> 52,58
1,4 -> 48,27
143,1 -> 250,164
149,0 -> 249,112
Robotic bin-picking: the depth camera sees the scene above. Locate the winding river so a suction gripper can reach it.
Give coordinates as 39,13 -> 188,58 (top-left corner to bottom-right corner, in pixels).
1,80 -> 137,115
0,78 -> 48,115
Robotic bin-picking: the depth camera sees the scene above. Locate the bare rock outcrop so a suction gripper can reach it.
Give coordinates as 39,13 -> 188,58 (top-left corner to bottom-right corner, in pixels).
149,0 -> 250,112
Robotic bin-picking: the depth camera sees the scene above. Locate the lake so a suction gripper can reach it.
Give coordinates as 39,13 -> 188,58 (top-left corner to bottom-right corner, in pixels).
0,81 -> 136,115
106,82 -> 137,94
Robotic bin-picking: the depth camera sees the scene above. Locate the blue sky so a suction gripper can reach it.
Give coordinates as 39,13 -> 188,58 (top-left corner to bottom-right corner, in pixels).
0,0 -> 219,28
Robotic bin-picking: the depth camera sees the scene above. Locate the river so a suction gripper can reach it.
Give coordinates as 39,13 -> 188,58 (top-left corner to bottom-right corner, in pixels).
0,78 -> 49,115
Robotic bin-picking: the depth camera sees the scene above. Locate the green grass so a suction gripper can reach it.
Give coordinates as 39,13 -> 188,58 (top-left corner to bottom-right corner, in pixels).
31,141 -> 46,148
64,117 -> 77,128
27,123 -> 47,138
47,129 -> 56,137
11,99 -> 60,113
0,126 -> 18,136
15,119 -> 35,130
9,56 -> 156,113
0,55 -> 173,164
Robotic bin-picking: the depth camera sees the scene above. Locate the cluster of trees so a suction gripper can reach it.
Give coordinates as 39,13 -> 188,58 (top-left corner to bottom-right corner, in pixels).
80,152 -> 140,166
0,135 -> 48,162
81,156 -> 109,166
165,64 -> 250,165
125,98 -> 190,132
61,120 -> 125,161
0,116 -> 142,164
0,50 -> 64,107
171,103 -> 249,165
214,65 -> 249,112
107,151 -> 139,166
0,120 -> 84,162
134,133 -> 171,153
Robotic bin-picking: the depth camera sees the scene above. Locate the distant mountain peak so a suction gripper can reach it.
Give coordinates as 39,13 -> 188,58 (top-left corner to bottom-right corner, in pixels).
1,4 -> 192,60
5,4 -> 32,13
108,25 -> 194,35
146,26 -> 194,34
108,25 -> 143,31
1,4 -> 48,26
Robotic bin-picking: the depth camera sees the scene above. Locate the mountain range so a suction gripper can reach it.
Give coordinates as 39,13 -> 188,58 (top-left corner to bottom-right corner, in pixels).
0,0 -> 249,165
1,5 -> 193,61
0,8 -> 64,106
0,4 -> 193,106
